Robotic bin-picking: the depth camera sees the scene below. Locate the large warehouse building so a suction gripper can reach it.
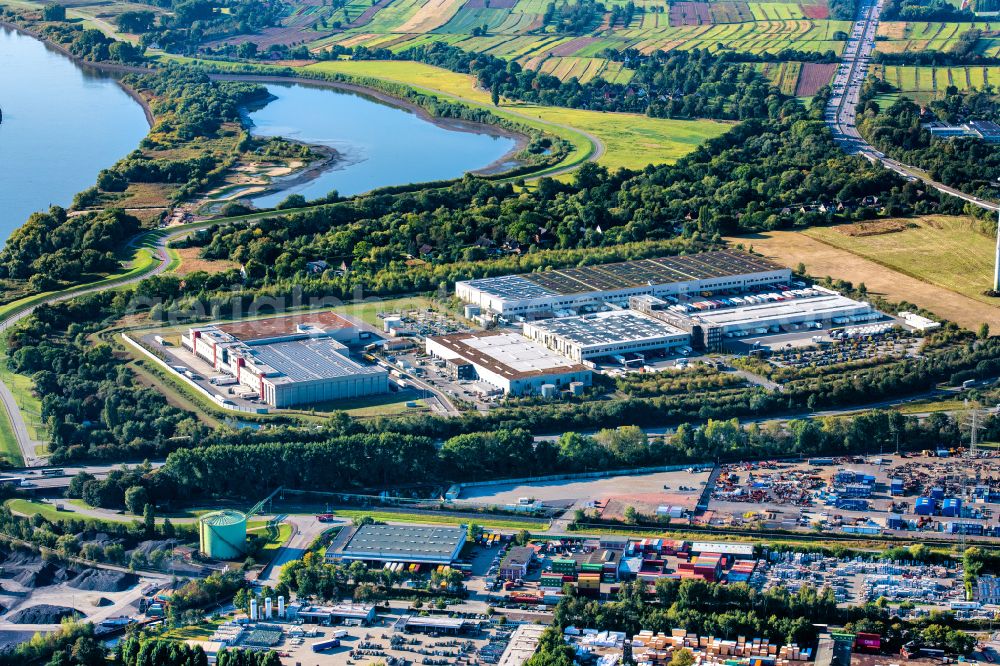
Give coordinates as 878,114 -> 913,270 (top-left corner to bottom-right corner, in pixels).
632,286 -> 880,351
521,310 -> 691,362
328,524 -> 467,566
425,330 -> 592,396
455,250 -> 791,319
181,312 -> 387,408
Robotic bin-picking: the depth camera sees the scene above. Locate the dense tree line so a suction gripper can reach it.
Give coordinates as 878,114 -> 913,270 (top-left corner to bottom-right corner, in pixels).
153,408 -> 975,500
541,0 -> 604,33
135,0 -> 286,55
858,95 -> 1000,202
0,207 -> 139,288
64,462 -> 180,513
0,621 -> 105,666
5,293 -> 207,461
0,623 -> 278,666
883,0 -> 972,21
359,43 -> 785,120
828,0 -> 859,20
42,23 -> 146,63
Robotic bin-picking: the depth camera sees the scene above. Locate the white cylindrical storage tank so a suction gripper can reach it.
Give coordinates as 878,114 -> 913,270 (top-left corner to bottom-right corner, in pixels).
278,596 -> 285,618
383,316 -> 403,333
540,383 -> 556,398
569,381 -> 585,396
250,598 -> 258,621
265,597 -> 273,619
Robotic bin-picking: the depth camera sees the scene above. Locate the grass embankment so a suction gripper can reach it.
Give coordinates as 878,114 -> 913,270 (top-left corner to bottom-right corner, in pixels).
322,508 -> 549,530
7,498 -> 104,523
251,520 -> 293,559
303,60 -> 731,171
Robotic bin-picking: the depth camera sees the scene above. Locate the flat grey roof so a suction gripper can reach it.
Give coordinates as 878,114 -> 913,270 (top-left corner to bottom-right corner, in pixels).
526,311 -> 687,346
247,338 -> 384,383
688,294 -> 869,327
341,524 -> 466,562
428,331 -> 590,380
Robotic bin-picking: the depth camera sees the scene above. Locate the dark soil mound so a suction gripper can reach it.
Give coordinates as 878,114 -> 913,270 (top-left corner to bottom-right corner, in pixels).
13,563 -> 69,589
68,569 -> 138,592
129,539 -> 178,557
8,604 -> 81,624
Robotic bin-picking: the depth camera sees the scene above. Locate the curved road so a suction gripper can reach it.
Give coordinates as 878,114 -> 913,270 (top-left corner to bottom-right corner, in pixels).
0,225 -> 185,467
826,0 -> 1000,212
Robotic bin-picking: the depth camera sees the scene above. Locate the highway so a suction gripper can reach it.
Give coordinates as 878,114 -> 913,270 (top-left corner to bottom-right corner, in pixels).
825,0 -> 1000,211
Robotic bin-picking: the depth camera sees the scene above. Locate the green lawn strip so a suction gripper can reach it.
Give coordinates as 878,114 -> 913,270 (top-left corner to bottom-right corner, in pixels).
7,498 -> 105,523
892,398 -> 971,414
0,405 -> 22,467
160,618 -> 225,641
328,508 -> 548,530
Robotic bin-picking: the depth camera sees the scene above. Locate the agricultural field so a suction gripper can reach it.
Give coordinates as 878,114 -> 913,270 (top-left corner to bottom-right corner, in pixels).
297,0 -> 850,60
526,56 -> 637,82
875,64 -> 1000,99
302,59 -> 731,169
875,20 -> 1000,56
728,216 -> 1000,331
756,60 -> 802,95
803,216 -> 1000,307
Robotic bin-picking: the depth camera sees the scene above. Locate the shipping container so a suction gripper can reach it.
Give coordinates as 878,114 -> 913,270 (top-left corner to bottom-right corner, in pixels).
312,639 -> 341,652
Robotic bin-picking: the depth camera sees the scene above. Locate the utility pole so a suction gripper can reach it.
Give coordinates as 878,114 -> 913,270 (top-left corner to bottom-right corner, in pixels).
994,209 -> 1000,293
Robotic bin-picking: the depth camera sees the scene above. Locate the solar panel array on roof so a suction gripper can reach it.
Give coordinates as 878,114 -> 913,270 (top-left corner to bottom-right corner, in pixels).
462,251 -> 785,302
247,338 -> 383,383
463,275 -> 557,300
529,311 -> 686,346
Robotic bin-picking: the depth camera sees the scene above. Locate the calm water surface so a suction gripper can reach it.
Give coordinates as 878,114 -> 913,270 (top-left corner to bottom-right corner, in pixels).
0,27 -> 149,239
246,82 -> 517,207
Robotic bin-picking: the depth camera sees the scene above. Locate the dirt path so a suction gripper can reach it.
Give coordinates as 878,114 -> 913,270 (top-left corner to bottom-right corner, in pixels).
729,230 -> 1000,331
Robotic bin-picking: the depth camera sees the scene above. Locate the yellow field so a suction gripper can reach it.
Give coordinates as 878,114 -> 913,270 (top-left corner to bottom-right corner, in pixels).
396,0 -> 465,32
304,60 -> 731,170
728,215 -> 1000,331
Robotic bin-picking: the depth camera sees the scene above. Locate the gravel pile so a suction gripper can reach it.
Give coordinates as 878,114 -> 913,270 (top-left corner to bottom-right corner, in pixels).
129,539 -> 179,557
8,604 -> 82,624
12,563 -> 69,589
68,569 -> 138,592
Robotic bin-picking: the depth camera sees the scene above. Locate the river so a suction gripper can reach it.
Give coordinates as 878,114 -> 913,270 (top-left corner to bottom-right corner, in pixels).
0,27 -> 150,240
245,82 -> 519,208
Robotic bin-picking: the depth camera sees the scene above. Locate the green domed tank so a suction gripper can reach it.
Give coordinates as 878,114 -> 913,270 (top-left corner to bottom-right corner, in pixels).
198,510 -> 247,559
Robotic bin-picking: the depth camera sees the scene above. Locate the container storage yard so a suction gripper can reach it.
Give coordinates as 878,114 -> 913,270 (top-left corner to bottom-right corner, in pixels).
700,451 -> 1000,539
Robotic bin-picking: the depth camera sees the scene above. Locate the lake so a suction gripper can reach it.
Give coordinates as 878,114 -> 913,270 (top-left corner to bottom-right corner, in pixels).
0,27 -> 150,240
245,82 -> 518,207
0,30 -> 520,241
